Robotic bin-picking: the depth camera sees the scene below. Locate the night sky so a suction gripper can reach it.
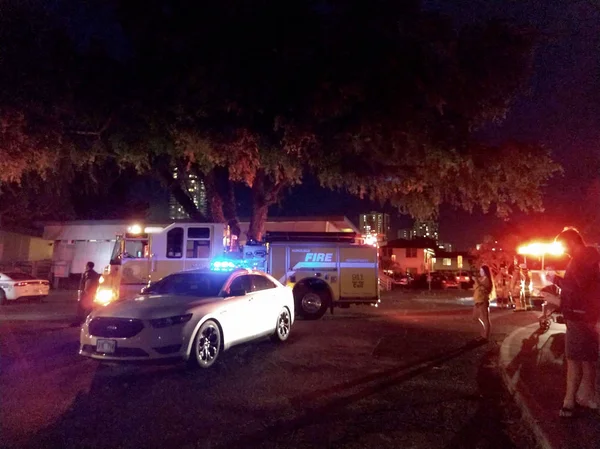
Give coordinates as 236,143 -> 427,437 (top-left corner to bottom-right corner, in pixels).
56,1 -> 600,250
275,0 -> 600,248
431,0 -> 600,248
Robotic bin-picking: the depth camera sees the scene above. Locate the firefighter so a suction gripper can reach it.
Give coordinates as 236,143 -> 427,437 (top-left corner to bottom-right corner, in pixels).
508,261 -> 524,311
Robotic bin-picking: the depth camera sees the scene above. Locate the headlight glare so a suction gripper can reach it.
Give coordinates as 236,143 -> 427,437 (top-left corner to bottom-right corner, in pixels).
94,289 -> 115,306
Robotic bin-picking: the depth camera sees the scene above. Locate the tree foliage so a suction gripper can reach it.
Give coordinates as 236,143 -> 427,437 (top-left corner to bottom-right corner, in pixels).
0,0 -> 561,241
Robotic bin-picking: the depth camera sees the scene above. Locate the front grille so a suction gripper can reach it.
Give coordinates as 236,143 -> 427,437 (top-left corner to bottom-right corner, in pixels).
89,317 -> 144,338
153,344 -> 182,355
82,344 -> 149,357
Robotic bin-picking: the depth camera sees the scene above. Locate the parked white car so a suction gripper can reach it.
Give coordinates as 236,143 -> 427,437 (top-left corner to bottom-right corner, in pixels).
80,268 -> 294,368
0,272 -> 50,305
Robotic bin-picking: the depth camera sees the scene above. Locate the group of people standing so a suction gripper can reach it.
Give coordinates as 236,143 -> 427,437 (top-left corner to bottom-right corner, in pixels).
494,262 -> 535,311
470,227 -> 600,418
471,260 -> 534,342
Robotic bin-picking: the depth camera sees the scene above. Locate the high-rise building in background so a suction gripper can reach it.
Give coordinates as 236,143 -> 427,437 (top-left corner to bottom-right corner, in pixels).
397,220 -> 440,242
397,228 -> 414,240
413,220 -> 439,241
168,167 -> 208,220
359,212 -> 390,239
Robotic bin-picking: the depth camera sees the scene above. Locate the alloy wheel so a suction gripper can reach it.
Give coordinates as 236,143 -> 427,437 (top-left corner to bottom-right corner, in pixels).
196,321 -> 220,368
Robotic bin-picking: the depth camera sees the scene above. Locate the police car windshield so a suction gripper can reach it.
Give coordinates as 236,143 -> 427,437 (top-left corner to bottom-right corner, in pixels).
144,272 -> 230,297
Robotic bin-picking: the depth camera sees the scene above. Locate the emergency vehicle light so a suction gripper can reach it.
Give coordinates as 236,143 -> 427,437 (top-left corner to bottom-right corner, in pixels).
210,259 -> 238,271
517,242 -> 564,257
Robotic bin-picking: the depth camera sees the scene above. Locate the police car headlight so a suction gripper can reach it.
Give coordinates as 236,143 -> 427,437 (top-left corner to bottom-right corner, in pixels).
150,314 -> 193,328
94,289 -> 115,306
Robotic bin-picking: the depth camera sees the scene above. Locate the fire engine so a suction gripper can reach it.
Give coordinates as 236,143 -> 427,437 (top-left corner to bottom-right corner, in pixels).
242,232 -> 380,319
95,225 -> 379,320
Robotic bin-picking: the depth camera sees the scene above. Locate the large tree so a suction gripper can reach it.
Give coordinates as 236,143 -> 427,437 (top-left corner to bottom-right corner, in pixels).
1,0 -> 560,241
110,0 -> 559,240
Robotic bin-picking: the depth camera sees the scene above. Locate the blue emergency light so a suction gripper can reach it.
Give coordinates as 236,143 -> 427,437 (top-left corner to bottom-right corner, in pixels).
210,259 -> 238,271
210,253 -> 255,271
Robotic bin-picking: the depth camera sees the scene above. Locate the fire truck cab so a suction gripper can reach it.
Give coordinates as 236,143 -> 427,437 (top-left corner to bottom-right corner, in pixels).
98,223 -> 228,303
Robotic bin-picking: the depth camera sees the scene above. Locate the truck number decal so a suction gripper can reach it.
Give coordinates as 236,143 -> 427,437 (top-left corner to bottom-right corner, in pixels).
352,274 -> 364,288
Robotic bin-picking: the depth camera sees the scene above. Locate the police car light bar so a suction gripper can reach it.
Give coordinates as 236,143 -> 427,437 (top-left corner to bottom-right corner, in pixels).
210,259 -> 238,271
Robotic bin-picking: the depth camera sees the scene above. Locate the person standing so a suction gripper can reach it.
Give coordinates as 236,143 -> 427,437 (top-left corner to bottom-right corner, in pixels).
495,265 -> 509,308
554,228 -> 600,418
521,267 -> 533,311
75,262 -> 100,325
507,260 -> 519,309
511,264 -> 528,311
472,264 -> 494,341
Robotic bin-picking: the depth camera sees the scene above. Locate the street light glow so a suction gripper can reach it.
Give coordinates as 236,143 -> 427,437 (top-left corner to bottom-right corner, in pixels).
363,234 -> 378,247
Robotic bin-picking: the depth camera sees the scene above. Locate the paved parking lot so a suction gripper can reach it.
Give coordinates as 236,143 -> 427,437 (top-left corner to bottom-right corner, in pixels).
0,290 -> 77,321
1,290 -> 540,449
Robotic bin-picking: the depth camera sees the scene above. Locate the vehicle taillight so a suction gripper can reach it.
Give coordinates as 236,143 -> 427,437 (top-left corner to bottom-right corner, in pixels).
15,282 -> 28,286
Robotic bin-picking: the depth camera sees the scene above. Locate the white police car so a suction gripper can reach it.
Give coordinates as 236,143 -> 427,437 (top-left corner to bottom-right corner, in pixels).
79,266 -> 294,368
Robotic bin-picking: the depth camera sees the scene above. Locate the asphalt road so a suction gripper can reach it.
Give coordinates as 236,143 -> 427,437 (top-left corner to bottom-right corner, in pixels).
1,291 -> 542,449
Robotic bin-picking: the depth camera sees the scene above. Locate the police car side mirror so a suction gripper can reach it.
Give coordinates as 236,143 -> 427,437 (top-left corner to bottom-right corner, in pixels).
228,288 -> 247,297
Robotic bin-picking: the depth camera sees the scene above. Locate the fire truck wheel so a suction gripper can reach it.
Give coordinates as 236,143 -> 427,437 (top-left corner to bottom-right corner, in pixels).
295,288 -> 329,320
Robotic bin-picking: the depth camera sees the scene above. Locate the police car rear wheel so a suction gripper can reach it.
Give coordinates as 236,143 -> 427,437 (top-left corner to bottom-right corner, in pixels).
0,289 -> 6,306
296,289 -> 329,320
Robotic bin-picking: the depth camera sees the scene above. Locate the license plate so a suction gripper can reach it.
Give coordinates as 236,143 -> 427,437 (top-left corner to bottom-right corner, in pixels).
96,339 -> 116,354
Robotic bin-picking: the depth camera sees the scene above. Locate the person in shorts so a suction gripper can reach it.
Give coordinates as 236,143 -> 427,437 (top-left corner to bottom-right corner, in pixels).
554,228 -> 600,418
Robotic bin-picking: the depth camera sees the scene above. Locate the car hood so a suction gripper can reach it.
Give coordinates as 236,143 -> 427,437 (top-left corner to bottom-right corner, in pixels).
91,294 -> 221,320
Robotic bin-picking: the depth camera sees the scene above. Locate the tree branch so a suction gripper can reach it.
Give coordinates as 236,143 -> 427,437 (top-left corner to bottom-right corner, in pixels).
70,115 -> 113,137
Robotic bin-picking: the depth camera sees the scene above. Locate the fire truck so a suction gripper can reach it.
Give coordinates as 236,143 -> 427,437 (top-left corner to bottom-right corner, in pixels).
95,225 -> 379,320
243,232 -> 380,319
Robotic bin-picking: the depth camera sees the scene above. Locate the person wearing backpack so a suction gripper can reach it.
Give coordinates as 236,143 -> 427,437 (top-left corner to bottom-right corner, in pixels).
554,228 -> 600,418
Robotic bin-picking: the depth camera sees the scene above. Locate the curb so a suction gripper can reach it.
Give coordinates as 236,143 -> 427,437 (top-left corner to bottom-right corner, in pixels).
499,325 -> 554,449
